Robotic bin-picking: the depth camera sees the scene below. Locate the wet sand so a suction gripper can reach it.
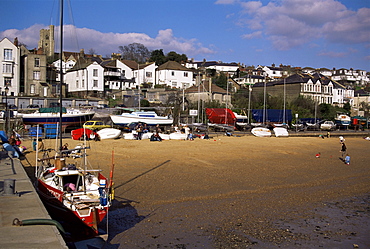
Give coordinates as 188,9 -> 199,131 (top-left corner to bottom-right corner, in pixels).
21,135 -> 370,248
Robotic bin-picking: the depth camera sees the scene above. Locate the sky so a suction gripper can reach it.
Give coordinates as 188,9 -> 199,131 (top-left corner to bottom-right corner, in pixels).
1,0 -> 369,71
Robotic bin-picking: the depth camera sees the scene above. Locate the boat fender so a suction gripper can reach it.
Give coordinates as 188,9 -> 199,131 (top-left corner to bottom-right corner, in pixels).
13,218 -> 66,234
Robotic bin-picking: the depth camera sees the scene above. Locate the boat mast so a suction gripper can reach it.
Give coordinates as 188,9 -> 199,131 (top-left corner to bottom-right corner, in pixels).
59,0 -> 64,151
283,77 -> 286,124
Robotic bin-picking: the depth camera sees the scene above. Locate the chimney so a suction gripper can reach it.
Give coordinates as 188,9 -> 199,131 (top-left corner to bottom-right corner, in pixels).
14,37 -> 19,46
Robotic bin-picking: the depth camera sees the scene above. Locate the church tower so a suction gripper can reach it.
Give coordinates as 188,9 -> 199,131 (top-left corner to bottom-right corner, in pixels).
38,25 -> 55,57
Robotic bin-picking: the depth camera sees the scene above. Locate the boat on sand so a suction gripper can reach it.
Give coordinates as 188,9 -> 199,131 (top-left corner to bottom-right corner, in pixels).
110,111 -> 173,126
251,127 -> 271,137
97,128 -> 121,140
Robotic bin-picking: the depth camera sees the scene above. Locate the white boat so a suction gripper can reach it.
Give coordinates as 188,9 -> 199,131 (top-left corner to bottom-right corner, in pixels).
169,132 -> 187,140
20,107 -> 95,128
110,111 -> 173,126
273,127 -> 289,137
97,128 -> 121,140
234,112 -> 249,126
122,132 -> 136,140
335,113 -> 351,126
141,132 -> 153,139
251,127 -> 271,137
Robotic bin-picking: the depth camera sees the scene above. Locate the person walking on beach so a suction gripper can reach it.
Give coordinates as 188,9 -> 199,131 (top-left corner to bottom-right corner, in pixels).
340,142 -> 347,159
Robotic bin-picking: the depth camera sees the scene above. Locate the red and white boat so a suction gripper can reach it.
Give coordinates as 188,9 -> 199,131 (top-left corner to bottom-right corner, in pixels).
35,146 -> 113,239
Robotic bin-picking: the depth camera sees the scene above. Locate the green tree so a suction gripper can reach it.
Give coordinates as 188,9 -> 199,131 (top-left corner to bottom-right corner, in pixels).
166,51 -> 188,64
343,102 -> 351,114
149,49 -> 167,65
318,103 -> 336,120
140,99 -> 150,107
213,72 -> 228,89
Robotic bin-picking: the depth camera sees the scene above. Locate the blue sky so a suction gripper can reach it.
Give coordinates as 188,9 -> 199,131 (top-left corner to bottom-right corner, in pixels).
1,0 -> 369,70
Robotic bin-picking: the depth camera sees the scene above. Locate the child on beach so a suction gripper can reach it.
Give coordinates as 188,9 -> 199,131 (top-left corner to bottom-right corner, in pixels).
345,154 -> 350,165
340,142 -> 347,159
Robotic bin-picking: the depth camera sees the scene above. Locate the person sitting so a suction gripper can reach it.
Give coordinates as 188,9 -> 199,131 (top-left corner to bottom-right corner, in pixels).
63,183 -> 76,192
3,138 -> 20,158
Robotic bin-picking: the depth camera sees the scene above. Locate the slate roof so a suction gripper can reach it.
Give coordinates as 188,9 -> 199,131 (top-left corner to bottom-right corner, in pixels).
157,61 -> 190,71
185,83 -> 227,94
253,73 -> 345,89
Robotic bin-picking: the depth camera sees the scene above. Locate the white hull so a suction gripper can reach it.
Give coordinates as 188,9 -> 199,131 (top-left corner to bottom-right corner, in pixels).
169,132 -> 187,140
273,127 -> 289,137
97,128 -> 121,140
110,111 -> 173,126
251,127 -> 271,137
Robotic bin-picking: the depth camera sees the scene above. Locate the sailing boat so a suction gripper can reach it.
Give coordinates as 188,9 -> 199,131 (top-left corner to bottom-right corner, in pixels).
35,0 -> 112,240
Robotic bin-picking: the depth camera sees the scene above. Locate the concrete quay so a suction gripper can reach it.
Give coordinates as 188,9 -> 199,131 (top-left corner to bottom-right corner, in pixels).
0,151 -> 67,249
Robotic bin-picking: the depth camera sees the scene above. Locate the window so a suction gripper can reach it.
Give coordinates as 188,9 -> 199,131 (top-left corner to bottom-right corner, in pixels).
121,70 -> 126,77
4,49 -> 12,61
171,71 -> 175,76
2,63 -> 12,73
82,79 -> 85,88
76,80 -> 79,88
4,78 -> 12,86
146,72 -> 152,78
33,71 -> 40,80
184,72 -> 188,77
34,58 -> 40,67
93,80 -> 98,87
30,84 -> 35,94
93,69 -> 98,77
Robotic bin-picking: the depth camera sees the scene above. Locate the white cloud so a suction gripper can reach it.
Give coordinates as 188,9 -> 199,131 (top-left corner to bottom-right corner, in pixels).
0,24 -> 215,58
318,51 -> 346,58
215,0 -> 239,4
218,0 -> 370,50
242,31 -> 262,39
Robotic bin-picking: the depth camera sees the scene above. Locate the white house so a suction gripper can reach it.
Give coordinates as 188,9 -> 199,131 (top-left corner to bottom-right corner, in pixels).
138,62 -> 156,86
65,61 -> 104,94
0,37 -> 21,96
185,60 -> 239,77
332,68 -> 369,85
257,65 -> 284,79
156,61 -> 194,89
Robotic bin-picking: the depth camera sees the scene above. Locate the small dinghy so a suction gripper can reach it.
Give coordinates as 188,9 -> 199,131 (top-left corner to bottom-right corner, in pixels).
251,127 -> 271,137
97,128 -> 121,140
273,127 -> 289,137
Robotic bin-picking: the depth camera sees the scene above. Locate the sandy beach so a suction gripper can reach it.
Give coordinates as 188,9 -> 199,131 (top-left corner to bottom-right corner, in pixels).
21,134 -> 370,248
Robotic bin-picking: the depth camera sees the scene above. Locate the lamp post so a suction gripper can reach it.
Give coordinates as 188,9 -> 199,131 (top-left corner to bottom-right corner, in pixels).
5,86 -> 9,137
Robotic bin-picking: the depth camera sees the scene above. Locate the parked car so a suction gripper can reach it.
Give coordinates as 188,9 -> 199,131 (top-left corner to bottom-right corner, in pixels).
8,104 -> 17,110
27,104 -> 40,108
97,104 -> 109,109
320,121 -> 336,130
121,122 -> 148,132
80,104 -> 93,108
49,102 -> 60,108
114,104 -> 126,108
83,120 -> 111,131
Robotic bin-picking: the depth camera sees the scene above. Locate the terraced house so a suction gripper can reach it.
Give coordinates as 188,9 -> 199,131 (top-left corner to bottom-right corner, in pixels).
252,73 -> 354,107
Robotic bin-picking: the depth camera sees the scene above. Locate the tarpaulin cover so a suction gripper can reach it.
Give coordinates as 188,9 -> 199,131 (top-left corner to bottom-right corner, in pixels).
39,107 -> 67,113
252,109 -> 292,123
205,108 -> 236,125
